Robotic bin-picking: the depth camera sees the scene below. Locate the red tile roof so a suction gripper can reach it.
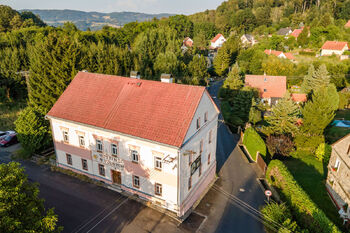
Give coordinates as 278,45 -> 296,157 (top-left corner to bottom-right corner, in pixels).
183,37 -> 193,47
264,50 -> 295,60
291,93 -> 307,102
47,72 -> 212,147
211,33 -> 224,43
245,75 -> 286,98
345,20 -> 350,28
321,41 -> 348,51
291,29 -> 302,38
284,52 -> 295,60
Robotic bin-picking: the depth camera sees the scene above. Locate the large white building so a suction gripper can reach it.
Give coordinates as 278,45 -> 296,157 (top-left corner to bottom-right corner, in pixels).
321,41 -> 349,56
46,71 -> 219,218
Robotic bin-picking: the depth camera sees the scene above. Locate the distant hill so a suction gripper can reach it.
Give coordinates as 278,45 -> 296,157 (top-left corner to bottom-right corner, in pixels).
19,9 -> 174,30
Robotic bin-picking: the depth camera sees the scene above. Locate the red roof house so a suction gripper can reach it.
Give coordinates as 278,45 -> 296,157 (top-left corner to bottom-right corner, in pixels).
183,37 -> 193,47
291,29 -> 303,38
321,41 -> 349,56
210,33 -> 226,49
245,75 -> 286,104
47,72 -> 219,147
345,20 -> 350,28
291,93 -> 307,103
264,49 -> 295,60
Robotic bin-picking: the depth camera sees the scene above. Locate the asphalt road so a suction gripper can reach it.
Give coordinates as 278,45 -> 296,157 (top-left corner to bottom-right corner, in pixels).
0,80 -> 266,233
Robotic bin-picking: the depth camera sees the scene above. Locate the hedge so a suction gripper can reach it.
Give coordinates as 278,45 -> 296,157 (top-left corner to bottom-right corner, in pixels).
266,160 -> 341,233
243,127 -> 266,161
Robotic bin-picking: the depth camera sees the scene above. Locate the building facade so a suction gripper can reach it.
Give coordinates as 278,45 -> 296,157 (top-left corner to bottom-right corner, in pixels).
210,33 -> 226,49
321,41 -> 349,56
47,72 -> 219,218
326,134 -> 350,219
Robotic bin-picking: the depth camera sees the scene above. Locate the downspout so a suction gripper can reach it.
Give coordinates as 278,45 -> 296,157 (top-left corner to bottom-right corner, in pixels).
177,149 -> 180,216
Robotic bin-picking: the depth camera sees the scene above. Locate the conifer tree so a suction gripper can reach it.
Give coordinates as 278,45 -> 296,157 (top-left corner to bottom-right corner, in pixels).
188,55 -> 208,85
223,63 -> 243,89
301,64 -> 330,94
266,94 -> 300,135
214,47 -> 230,76
296,84 -> 339,151
28,33 -> 82,114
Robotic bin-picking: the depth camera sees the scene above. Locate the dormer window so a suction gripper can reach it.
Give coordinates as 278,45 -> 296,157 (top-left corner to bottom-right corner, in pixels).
264,78 -> 267,82
264,89 -> 267,92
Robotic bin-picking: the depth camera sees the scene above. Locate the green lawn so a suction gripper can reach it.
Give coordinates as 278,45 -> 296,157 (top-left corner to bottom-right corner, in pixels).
284,152 -> 343,229
0,102 -> 26,131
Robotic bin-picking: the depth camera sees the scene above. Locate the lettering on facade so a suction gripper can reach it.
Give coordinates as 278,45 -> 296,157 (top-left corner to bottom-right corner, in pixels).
93,153 -> 124,170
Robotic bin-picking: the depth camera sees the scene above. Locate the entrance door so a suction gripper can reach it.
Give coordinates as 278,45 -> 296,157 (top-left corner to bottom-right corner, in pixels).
111,170 -> 121,184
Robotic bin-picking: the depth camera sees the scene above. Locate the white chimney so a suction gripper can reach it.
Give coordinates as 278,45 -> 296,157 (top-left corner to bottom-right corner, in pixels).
160,74 -> 174,83
130,71 -> 140,79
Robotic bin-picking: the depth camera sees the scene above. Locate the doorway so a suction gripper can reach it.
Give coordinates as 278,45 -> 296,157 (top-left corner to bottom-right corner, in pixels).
111,170 -> 121,184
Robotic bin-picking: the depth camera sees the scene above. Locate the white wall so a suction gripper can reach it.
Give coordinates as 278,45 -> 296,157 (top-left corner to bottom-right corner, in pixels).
50,118 -> 179,210
211,36 -> 226,49
179,91 -> 219,205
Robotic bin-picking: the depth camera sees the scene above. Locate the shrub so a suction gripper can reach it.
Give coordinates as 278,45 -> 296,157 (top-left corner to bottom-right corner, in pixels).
315,143 -> 332,165
14,106 -> 52,154
243,127 -> 266,161
266,135 -> 294,158
266,160 -> 340,233
295,133 -> 324,153
261,202 -> 299,233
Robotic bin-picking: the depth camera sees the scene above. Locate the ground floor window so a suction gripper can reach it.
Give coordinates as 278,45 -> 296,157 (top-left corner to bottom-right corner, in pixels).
133,175 -> 140,188
66,153 -> 72,165
98,164 -> 105,176
82,159 -> 88,171
155,183 -> 162,196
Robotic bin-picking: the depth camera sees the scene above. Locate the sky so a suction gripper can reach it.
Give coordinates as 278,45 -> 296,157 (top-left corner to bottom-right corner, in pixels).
0,0 -> 225,15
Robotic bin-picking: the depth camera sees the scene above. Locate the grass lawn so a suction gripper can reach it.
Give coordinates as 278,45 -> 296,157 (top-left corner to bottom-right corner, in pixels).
0,102 -> 26,131
284,152 -> 343,228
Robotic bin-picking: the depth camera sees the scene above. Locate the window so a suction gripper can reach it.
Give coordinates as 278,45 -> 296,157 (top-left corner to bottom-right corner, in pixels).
98,164 -> 105,176
208,153 -> 211,165
209,130 -> 212,144
188,177 -> 192,190
131,150 -> 139,163
200,140 -> 203,155
199,165 -> 202,177
263,89 -> 267,92
82,159 -> 88,171
66,154 -> 72,165
204,112 -> 208,123
133,175 -> 140,188
191,155 -> 202,175
155,157 -> 162,170
196,117 -> 201,129
155,183 -> 162,196
111,144 -> 118,156
264,77 -> 267,82
79,135 -> 85,147
189,153 -> 192,166
347,145 -> 350,155
96,140 -> 103,152
63,131 -> 69,143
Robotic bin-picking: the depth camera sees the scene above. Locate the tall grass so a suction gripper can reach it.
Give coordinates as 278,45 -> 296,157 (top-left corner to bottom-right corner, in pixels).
0,102 -> 26,131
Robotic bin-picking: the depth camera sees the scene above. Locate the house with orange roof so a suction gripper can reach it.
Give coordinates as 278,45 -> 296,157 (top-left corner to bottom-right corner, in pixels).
291,29 -> 303,38
183,37 -> 193,47
245,74 -> 287,105
46,71 -> 220,219
291,93 -> 307,103
345,20 -> 350,28
210,33 -> 226,49
321,41 -> 349,56
264,49 -> 295,61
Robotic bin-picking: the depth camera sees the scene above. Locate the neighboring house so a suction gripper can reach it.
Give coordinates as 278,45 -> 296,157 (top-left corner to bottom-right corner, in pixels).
345,20 -> 350,28
245,74 -> 287,105
210,33 -> 226,49
240,34 -> 257,46
276,27 -> 292,36
291,28 -> 303,39
160,73 -> 174,83
326,134 -> 350,221
321,41 -> 349,56
291,93 -> 307,103
264,49 -> 295,61
46,71 -> 220,219
183,37 -> 193,47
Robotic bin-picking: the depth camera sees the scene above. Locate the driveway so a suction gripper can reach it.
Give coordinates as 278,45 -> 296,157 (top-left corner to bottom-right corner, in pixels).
0,81 -> 266,233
